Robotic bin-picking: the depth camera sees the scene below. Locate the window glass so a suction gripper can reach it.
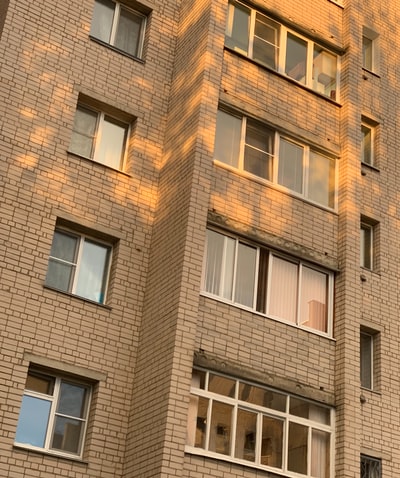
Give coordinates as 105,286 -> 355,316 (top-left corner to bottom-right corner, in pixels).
361,124 -> 372,165
209,401 -> 233,455
311,429 -> 330,478
234,242 -> 257,307
360,331 -> 373,389
261,415 -> 283,468
235,409 -> 257,461
244,119 -> 274,180
51,417 -> 84,453
278,138 -> 304,193
238,383 -> 286,411
285,33 -> 307,84
290,397 -> 330,425
95,116 -> 128,169
313,46 -> 337,99
214,110 -> 242,168
26,373 -> 55,395
69,106 -> 98,159
360,223 -> 373,269
90,0 -> 115,43
208,374 -> 236,397
15,395 -> 52,447
253,14 -> 280,69
75,239 -> 110,303
115,6 -> 143,57
268,256 -> 298,323
308,151 -> 335,208
288,422 -> 308,474
46,230 -> 79,293
299,266 -> 328,333
225,2 -> 250,54
361,455 -> 381,478
362,36 -> 373,70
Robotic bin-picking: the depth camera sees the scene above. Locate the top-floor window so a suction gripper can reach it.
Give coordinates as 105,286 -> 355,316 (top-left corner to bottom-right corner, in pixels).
90,0 -> 147,58
225,1 -> 338,100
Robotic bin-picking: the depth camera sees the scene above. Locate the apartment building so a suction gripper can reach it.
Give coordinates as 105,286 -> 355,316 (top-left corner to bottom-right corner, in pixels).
0,0 -> 395,476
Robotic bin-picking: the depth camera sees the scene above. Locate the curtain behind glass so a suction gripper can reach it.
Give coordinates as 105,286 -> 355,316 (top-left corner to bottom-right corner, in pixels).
299,266 -> 327,332
90,0 -> 114,43
115,7 -> 142,56
268,256 -> 297,323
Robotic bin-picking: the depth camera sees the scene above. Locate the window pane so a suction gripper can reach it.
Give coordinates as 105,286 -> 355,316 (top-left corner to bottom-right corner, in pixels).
361,124 -> 372,165
253,14 -> 279,69
238,383 -> 286,411
278,138 -> 304,193
57,382 -> 88,418
50,230 -> 79,263
26,373 -> 55,395
290,397 -> 330,425
363,36 -> 373,70
234,242 -> 256,307
311,429 -> 330,478
90,0 -> 115,43
360,224 -> 373,269
208,374 -> 236,397
15,395 -> 51,447
285,32 -> 307,84
299,266 -> 328,332
95,117 -> 127,169
288,422 -> 308,474
209,401 -> 233,455
261,415 -> 283,468
115,7 -> 143,56
190,396 -> 208,448
313,46 -> 337,99
75,239 -> 110,303
225,2 -> 250,54
69,107 -> 98,158
45,259 -> 75,292
360,332 -> 373,389
244,119 -> 274,180
308,152 -> 335,208
268,256 -> 298,323
361,455 -> 381,478
214,110 -> 242,168
51,416 -> 83,454
235,409 -> 257,462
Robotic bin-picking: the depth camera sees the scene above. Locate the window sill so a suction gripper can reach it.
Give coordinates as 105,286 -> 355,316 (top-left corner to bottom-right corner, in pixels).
13,444 -> 88,464
213,159 -> 338,214
67,151 -> 132,177
43,285 -> 112,310
362,67 -> 381,79
224,46 -> 342,105
89,36 -> 145,64
361,387 -> 381,396
328,0 -> 344,7
361,162 -> 380,173
200,292 -> 335,340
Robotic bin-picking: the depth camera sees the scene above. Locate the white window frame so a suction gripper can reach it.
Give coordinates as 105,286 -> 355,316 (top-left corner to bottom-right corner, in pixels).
202,229 -> 334,337
45,228 -> 112,304
15,369 -> 92,459
186,369 -> 335,478
214,109 -> 337,210
225,1 -> 339,100
90,0 -> 147,58
69,104 -> 130,171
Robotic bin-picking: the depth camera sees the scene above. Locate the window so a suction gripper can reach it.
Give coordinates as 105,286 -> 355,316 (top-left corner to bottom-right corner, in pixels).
187,369 -> 334,478
202,229 -> 334,335
361,455 -> 381,478
225,1 -> 338,99
360,218 -> 379,271
45,228 -> 112,304
90,0 -> 147,58
69,104 -> 129,170
214,109 -> 336,209
362,27 -> 379,73
361,123 -> 374,166
360,328 -> 380,391
15,369 -> 91,458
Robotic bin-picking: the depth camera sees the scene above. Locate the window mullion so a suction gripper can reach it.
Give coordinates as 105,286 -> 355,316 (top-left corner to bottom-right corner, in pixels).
231,402 -> 238,458
109,2 -> 120,45
205,397 -> 213,451
248,9 -> 256,58
307,424 -> 312,476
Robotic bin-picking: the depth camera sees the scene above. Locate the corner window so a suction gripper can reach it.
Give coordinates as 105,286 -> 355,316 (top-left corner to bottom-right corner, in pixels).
202,229 -> 334,336
90,0 -> 147,58
360,218 -> 378,271
362,27 -> 379,73
15,369 -> 91,458
214,109 -> 336,209
225,1 -> 338,99
45,228 -> 112,304
186,369 -> 334,477
361,455 -> 381,478
69,104 -> 129,170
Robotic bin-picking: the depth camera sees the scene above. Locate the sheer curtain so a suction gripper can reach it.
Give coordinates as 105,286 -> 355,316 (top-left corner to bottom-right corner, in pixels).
268,256 -> 298,323
299,266 -> 327,332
